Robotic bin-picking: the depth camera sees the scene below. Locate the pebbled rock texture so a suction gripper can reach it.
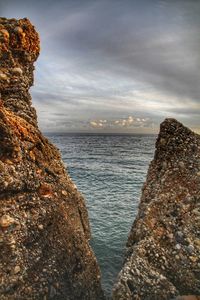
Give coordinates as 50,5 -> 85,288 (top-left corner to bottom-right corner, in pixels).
0,18 -> 104,300
113,119 -> 200,300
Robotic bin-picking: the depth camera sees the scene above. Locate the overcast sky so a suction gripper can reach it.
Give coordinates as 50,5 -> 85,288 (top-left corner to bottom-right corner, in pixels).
1,0 -> 200,133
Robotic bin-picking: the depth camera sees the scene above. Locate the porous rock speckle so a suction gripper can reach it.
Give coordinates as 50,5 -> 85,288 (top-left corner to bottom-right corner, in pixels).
0,18 -> 104,299
113,119 -> 200,300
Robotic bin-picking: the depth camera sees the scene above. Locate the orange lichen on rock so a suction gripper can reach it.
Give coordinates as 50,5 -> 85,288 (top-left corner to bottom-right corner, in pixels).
0,18 -> 39,127
0,17 -> 40,59
38,183 -> 54,198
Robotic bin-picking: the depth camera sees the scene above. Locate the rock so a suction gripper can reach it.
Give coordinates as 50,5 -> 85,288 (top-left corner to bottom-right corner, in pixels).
0,73 -> 8,81
187,244 -> 194,254
0,18 -> 104,300
113,119 -> 200,299
175,244 -> 181,250
168,233 -> 174,239
177,231 -> 183,238
13,265 -> 21,274
14,26 -> 23,34
49,285 -> 57,298
12,67 -> 23,76
176,297 -> 200,300
0,215 -> 15,228
38,224 -> 44,230
0,29 -> 9,39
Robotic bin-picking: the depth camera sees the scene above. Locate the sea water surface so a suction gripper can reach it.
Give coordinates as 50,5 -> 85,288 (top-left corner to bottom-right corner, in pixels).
46,133 -> 156,296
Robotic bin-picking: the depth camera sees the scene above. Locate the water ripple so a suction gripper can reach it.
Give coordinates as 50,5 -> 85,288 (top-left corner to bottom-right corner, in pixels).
46,134 -> 156,296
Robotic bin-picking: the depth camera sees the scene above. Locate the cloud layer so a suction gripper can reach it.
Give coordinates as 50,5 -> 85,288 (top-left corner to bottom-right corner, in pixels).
1,0 -> 200,132
90,116 -> 153,131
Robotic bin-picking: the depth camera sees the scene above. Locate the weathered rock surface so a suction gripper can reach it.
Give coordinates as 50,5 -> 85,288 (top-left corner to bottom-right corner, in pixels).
0,18 -> 104,299
113,119 -> 200,299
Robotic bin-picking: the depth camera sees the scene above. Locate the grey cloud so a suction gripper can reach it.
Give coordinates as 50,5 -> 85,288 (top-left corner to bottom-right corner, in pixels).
1,0 -> 200,132
166,107 -> 200,116
57,0 -> 200,101
37,0 -> 200,105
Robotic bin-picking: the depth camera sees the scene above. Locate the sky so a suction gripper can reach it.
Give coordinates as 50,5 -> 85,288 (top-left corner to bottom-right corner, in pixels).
1,0 -> 200,133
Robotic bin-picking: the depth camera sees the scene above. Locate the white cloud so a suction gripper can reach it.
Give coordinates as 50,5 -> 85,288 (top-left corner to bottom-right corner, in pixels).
89,116 -> 152,130
90,121 -> 104,128
114,116 -> 151,128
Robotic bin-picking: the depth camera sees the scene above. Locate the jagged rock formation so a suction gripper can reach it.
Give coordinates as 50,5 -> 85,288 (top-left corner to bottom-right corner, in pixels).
0,18 -> 104,299
113,119 -> 200,300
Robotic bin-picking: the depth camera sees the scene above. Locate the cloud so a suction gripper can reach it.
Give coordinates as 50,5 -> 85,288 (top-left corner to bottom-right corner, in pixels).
90,121 -> 103,128
113,116 -> 153,128
89,116 -> 153,130
1,0 -> 200,132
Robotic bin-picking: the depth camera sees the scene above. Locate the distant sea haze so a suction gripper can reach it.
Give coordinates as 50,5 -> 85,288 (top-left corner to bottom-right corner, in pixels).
46,133 -> 156,296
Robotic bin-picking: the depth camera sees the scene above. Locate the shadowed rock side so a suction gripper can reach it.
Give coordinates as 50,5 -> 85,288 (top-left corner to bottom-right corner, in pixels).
0,18 -> 104,299
113,119 -> 200,300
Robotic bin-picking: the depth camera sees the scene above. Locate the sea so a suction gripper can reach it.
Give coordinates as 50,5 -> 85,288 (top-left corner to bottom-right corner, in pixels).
46,133 -> 156,297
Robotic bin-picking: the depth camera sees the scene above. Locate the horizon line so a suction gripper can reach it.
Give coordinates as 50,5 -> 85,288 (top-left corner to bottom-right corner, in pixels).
43,131 -> 157,136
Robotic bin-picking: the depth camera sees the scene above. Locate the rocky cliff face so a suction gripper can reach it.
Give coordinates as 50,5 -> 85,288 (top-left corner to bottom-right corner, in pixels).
113,119 -> 200,299
0,18 -> 104,300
